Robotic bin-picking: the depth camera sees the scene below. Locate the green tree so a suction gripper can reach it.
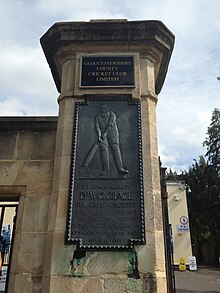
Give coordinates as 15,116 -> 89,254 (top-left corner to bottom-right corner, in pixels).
202,108 -> 220,264
183,156 -> 220,264
165,108 -> 220,264
166,168 -> 179,181
203,108 -> 220,174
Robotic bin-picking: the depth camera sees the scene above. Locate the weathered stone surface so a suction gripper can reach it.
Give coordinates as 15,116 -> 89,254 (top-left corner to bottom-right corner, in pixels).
55,190 -> 70,232
0,130 -> 17,159
15,232 -> 46,274
49,276 -> 104,293
155,272 -> 167,293
0,117 -> 57,160
50,232 -> 73,276
0,160 -> 54,195
140,58 -> 156,97
51,155 -> 71,193
15,130 -> 56,160
10,273 -> 42,293
21,195 -> 50,232
83,251 -> 129,276
104,277 -> 144,293
143,272 -> 157,293
137,244 -> 156,273
7,272 -> 15,292
13,273 -> 33,293
137,231 -> 166,273
54,98 -> 75,159
61,59 -> 76,96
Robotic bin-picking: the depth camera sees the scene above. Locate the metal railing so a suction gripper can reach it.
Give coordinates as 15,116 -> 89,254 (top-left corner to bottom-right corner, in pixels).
0,204 -> 18,292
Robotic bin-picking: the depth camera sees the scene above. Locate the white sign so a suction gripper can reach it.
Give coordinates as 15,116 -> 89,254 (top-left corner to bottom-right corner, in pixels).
180,216 -> 188,225
188,256 -> 197,271
177,224 -> 190,232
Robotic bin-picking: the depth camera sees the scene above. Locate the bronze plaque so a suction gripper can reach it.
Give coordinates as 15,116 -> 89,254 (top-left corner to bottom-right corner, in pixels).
80,56 -> 135,88
67,96 -> 145,249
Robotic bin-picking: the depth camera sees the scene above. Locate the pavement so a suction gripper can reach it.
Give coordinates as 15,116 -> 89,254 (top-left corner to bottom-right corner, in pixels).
175,266 -> 220,293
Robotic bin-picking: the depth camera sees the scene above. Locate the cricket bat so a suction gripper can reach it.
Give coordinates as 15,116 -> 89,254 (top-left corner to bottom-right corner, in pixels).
83,143 -> 99,167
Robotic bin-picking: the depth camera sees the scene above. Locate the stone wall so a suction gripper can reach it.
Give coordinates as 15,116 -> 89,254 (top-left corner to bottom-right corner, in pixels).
0,117 -> 57,292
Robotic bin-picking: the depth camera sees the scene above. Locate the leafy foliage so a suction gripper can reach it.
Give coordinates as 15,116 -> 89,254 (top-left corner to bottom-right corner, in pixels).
166,109 -> 220,264
203,108 -> 220,174
166,169 -> 179,181
185,157 -> 220,263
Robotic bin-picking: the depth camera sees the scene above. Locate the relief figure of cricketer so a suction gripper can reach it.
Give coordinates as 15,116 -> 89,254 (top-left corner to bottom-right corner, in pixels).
95,104 -> 128,176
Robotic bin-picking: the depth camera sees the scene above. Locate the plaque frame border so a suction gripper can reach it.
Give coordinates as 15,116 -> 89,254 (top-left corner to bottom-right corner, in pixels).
66,95 -> 145,250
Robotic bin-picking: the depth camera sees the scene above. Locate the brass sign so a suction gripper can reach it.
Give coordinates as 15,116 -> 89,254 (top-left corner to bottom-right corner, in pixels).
67,96 -> 145,250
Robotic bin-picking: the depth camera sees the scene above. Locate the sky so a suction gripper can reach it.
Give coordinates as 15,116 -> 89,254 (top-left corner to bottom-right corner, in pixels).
0,0 -> 220,172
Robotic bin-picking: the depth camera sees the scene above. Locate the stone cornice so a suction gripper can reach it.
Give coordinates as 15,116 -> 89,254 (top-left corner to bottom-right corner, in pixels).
40,20 -> 175,95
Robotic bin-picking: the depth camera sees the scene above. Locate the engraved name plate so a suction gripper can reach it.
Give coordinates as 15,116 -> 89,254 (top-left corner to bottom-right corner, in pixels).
67,96 -> 145,249
80,56 -> 135,88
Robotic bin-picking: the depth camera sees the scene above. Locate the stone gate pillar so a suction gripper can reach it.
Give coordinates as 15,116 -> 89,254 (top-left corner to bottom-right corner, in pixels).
40,19 -> 174,293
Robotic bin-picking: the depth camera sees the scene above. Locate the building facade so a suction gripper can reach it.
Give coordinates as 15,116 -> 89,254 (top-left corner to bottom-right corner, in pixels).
167,182 -> 193,266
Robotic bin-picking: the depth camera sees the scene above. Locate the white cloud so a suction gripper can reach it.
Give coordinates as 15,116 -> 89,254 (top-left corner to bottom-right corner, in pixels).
0,0 -> 220,171
159,144 -> 178,165
0,96 -> 26,116
37,0 -> 125,21
0,43 -> 58,116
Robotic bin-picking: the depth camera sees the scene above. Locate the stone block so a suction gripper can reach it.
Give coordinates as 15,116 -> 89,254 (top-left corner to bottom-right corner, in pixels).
16,194 -> 25,230
47,192 -> 59,232
155,232 -> 166,271
23,161 -> 54,195
0,161 -> 21,185
0,161 -> 53,195
61,59 -> 76,95
84,251 -> 129,276
13,273 -> 34,293
137,232 -> 166,274
0,130 -> 17,159
57,96 -> 75,118
47,189 -> 70,233
13,275 -> 43,293
0,117 -> 57,160
52,155 -> 71,193
154,195 -> 164,231
16,130 -> 56,160
55,189 -> 69,232
54,116 -> 74,158
143,272 -> 157,293
137,244 -> 156,273
15,233 -> 46,274
104,277 -> 144,293
10,273 -> 44,293
37,195 -> 50,231
7,272 -> 16,292
155,272 -> 167,293
21,195 -> 50,232
41,276 -> 50,293
144,192 -> 157,231
41,232 -> 54,277
49,276 -> 103,293
50,232 -> 73,276
9,233 -> 20,274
